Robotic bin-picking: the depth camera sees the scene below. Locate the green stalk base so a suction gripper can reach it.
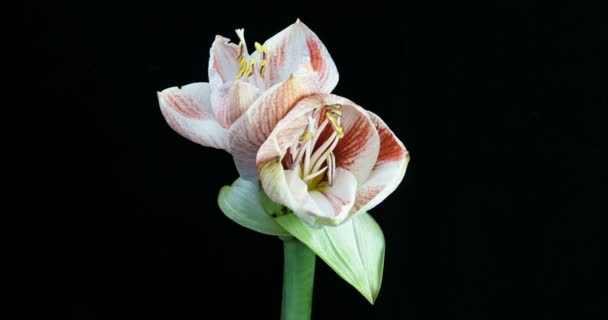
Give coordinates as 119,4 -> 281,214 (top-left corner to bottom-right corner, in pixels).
281,239 -> 316,320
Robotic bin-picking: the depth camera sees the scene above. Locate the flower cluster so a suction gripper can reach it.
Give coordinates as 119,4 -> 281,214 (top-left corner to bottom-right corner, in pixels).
158,20 -> 409,226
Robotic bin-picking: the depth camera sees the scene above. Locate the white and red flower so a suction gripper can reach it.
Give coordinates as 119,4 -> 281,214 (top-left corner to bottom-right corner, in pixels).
158,20 -> 338,177
158,20 -> 409,226
257,94 -> 409,226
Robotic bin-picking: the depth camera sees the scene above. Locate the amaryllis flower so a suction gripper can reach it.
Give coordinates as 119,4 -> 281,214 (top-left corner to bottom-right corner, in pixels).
257,94 -> 409,226
157,20 -> 338,177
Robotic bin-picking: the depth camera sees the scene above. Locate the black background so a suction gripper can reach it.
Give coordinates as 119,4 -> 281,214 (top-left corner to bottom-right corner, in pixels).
28,0 -> 606,319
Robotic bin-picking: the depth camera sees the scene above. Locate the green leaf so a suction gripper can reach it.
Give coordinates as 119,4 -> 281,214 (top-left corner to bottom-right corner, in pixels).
275,213 -> 385,304
218,178 -> 290,237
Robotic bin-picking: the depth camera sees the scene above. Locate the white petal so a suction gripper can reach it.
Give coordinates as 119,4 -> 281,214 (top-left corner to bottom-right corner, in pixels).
332,104 -> 380,184
158,82 -> 229,150
308,168 -> 358,225
263,19 -> 338,92
353,111 -> 410,215
208,35 -> 239,89
210,80 -> 261,128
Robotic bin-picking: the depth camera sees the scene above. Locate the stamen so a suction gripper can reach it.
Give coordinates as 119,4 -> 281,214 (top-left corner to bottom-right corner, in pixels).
254,42 -> 268,57
309,118 -> 329,147
326,112 -> 344,138
234,29 -> 256,79
244,58 -> 256,77
237,42 -> 245,63
292,163 -> 301,177
303,140 -> 313,176
284,104 -> 346,190
254,42 -> 269,78
325,104 -> 342,119
327,152 -> 336,186
303,166 -> 327,181
236,58 -> 247,78
299,129 -> 312,143
325,104 -> 342,111
259,59 -> 267,78
290,143 -> 307,170
309,131 -> 337,173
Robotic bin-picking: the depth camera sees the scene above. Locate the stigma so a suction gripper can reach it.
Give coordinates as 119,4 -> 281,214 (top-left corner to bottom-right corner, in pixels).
287,104 -> 345,190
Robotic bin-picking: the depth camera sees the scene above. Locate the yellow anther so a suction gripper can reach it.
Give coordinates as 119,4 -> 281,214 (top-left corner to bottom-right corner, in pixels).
326,104 -> 342,111
254,42 -> 263,53
236,57 -> 247,78
254,42 -> 269,55
254,42 -> 269,78
324,104 -> 342,117
326,112 -> 344,138
259,59 -> 267,78
244,58 -> 256,77
299,130 -> 313,143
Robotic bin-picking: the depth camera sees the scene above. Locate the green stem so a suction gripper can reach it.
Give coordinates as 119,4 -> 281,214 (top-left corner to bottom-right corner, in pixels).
281,238 -> 316,320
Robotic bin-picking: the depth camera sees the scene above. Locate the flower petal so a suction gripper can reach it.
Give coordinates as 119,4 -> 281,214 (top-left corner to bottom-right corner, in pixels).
158,82 -> 229,150
259,159 -> 357,226
229,69 -> 320,178
210,80 -> 261,128
208,35 -> 239,88
332,104 -> 380,184
308,168 -> 358,225
263,19 -> 338,93
258,159 -> 316,224
353,111 -> 410,215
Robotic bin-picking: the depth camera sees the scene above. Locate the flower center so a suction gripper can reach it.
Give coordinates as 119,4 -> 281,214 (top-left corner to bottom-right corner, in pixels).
234,29 -> 269,79
283,104 -> 344,191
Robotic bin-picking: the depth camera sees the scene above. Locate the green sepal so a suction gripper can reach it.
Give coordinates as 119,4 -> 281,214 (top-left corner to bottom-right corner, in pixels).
218,178 -> 290,237
275,212 -> 385,304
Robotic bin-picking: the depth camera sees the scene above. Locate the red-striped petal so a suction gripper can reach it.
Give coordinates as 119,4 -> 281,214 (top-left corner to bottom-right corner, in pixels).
332,104 -> 380,184
158,83 -> 229,150
353,111 -> 410,215
210,80 -> 261,128
263,19 -> 338,93
208,35 -> 239,88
